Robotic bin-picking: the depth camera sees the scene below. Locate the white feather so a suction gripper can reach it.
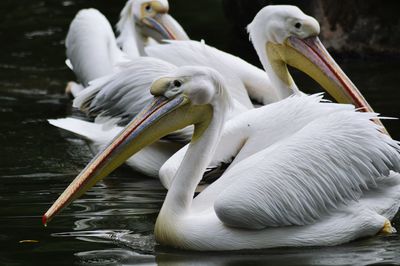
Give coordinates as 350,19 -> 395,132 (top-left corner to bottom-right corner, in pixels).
161,94 -> 354,189
65,59 -> 73,70
73,57 -> 177,126
213,101 -> 400,229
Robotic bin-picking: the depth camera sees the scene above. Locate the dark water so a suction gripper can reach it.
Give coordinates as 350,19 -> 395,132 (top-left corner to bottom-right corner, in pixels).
1,1 -> 400,265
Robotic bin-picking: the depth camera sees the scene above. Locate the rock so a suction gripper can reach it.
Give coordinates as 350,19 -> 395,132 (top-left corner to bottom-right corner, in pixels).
317,0 -> 400,55
222,0 -> 400,56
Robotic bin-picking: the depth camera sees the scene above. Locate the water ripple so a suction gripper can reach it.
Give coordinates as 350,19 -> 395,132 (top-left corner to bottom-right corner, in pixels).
75,248 -> 155,266
53,230 -> 156,254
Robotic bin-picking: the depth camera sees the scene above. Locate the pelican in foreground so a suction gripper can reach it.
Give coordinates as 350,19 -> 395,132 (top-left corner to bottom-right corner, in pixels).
65,0 -> 189,94
51,56 -> 250,177
43,66 -> 400,250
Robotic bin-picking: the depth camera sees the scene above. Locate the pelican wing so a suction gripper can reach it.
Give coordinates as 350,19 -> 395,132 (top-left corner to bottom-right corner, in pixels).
214,108 -> 400,229
146,40 -> 279,107
73,57 -> 177,127
167,95 -> 354,195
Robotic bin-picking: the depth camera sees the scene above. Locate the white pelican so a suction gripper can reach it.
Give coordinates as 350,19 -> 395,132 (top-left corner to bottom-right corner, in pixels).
116,0 -> 188,57
57,0 -> 192,176
43,65 -> 400,250
65,0 -> 189,93
51,56 -> 250,177
157,5 -> 390,187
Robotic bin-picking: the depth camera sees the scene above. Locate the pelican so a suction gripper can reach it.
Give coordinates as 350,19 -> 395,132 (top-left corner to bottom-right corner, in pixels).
43,6 -> 400,250
157,4 -> 390,187
43,66 -> 400,250
116,0 -> 188,57
58,0 -> 192,176
65,0 -> 189,94
51,57 -> 249,177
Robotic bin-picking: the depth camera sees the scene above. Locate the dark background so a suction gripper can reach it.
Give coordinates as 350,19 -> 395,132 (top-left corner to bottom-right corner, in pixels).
0,1 -> 400,265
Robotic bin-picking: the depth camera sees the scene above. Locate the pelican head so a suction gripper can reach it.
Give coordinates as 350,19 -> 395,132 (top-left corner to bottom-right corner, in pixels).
42,66 -> 227,225
118,0 -> 189,42
248,5 -> 377,116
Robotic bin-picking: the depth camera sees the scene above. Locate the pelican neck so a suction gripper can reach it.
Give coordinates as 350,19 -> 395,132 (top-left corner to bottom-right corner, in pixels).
161,101 -> 227,215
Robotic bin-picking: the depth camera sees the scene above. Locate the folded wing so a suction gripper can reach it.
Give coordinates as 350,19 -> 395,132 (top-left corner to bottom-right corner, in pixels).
214,108 -> 400,229
73,57 -> 177,127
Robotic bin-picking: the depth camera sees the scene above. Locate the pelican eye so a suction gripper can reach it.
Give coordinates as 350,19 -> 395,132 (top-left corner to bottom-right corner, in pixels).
173,80 -> 182,87
145,4 -> 153,13
295,22 -> 302,29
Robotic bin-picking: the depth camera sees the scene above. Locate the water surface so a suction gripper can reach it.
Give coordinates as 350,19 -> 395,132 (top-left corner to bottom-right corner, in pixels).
1,1 -> 400,265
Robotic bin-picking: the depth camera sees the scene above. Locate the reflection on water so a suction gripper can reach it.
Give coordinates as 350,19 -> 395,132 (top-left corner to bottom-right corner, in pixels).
1,0 -> 400,265
71,234 -> 400,266
76,249 -> 155,266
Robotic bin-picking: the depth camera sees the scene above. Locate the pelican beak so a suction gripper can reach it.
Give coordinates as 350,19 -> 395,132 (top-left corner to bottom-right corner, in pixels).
141,13 -> 189,41
267,36 -> 387,134
42,79 -> 211,225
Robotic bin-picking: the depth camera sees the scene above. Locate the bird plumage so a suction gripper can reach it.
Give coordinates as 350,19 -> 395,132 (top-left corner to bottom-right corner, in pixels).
66,9 -> 127,87
150,69 -> 400,250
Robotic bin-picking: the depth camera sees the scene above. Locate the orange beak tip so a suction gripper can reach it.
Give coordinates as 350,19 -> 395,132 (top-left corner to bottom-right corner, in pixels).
42,214 -> 48,227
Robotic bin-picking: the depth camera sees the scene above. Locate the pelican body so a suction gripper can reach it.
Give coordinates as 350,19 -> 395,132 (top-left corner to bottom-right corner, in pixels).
65,0 -> 189,89
43,66 -> 400,250
58,0 -> 191,176
43,6 -> 400,250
